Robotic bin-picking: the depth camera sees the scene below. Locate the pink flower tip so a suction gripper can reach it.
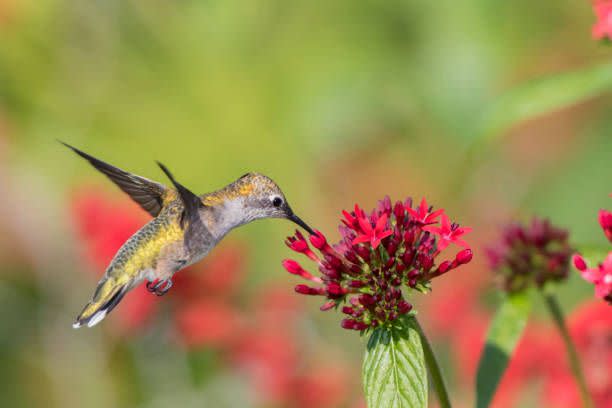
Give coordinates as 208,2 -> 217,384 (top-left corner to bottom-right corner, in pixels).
309,230 -> 328,250
320,300 -> 336,311
572,254 -> 587,271
283,259 -> 304,275
456,249 -> 473,265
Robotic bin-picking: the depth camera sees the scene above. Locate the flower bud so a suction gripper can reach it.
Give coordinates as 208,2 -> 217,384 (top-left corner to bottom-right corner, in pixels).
572,254 -> 587,271
456,249 -> 473,265
309,230 -> 328,250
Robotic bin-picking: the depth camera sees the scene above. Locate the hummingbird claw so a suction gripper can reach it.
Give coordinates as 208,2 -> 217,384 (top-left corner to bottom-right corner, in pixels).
154,279 -> 173,296
146,279 -> 160,292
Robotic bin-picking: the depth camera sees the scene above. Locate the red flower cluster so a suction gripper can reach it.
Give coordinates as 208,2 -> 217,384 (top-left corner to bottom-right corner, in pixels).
593,1 -> 612,41
573,202 -> 612,304
486,218 -> 573,293
283,196 -> 473,331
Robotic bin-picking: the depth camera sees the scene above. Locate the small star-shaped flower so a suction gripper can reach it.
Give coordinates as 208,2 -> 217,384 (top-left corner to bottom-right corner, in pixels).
423,214 -> 472,252
352,213 -> 393,249
406,197 -> 444,224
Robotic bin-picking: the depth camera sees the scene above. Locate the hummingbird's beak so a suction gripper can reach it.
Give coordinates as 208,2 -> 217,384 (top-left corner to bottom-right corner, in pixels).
288,213 -> 315,235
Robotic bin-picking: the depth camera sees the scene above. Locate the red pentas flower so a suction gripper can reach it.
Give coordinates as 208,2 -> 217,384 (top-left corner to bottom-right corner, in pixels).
282,196 -> 473,332
486,218 -> 573,293
592,0 -> 612,41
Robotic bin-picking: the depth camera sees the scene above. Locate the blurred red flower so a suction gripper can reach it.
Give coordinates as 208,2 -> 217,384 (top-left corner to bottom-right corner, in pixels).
292,365 -> 351,408
486,217 -> 572,293
231,328 -> 299,405
229,285 -> 352,408
453,301 -> 612,408
593,1 -> 612,40
175,298 -> 241,348
543,301 -> 612,408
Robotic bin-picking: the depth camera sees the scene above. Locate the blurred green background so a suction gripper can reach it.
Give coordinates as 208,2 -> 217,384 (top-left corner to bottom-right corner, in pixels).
0,1 -> 610,407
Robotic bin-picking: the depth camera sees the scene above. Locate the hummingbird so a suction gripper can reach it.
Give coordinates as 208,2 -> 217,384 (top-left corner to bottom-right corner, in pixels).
62,142 -> 314,329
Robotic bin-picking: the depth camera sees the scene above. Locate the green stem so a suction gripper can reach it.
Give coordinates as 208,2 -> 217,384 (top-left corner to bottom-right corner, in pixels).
412,317 -> 452,408
542,291 -> 593,408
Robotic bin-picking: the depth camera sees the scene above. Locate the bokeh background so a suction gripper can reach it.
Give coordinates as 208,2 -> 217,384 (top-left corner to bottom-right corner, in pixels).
0,1 -> 610,407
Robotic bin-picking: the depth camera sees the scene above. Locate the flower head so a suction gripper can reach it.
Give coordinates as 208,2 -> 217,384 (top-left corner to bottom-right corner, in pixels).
282,196 -> 473,332
573,253 -> 612,304
592,1 -> 612,41
486,218 -> 573,293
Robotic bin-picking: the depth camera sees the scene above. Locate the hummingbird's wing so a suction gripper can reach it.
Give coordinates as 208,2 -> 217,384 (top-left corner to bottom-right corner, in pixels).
156,162 -> 212,252
62,142 -> 169,217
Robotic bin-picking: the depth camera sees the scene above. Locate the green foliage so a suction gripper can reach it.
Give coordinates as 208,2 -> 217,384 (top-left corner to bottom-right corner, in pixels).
362,317 -> 427,408
187,349 -> 220,387
475,291 -> 532,408
479,62 -> 612,144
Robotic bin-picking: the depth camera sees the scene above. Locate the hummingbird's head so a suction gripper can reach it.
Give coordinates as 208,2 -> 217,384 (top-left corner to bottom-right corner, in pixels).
232,173 -> 314,234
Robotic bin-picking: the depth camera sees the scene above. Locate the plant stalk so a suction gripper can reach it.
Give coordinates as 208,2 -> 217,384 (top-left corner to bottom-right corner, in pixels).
412,317 -> 452,408
542,291 -> 593,408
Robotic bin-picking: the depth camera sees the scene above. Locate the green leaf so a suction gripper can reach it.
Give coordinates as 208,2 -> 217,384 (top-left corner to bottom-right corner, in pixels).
475,291 -> 532,408
479,62 -> 612,143
363,317 -> 427,408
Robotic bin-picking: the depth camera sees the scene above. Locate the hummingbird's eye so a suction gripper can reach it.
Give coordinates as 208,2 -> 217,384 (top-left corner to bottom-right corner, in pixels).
272,196 -> 283,207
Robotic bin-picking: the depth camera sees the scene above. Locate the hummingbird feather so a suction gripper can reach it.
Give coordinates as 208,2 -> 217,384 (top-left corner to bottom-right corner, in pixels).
156,161 -> 212,252
73,277 -> 129,328
61,141 -> 169,217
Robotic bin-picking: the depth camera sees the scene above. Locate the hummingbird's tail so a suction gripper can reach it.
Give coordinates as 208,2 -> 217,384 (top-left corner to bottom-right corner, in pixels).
73,277 -> 130,329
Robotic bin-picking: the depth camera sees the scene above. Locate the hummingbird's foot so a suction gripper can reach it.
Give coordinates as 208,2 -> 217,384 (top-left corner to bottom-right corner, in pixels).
146,278 -> 173,296
146,279 -> 159,293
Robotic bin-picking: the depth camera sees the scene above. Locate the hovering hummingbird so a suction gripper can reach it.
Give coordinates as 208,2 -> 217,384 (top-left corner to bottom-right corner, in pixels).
63,143 -> 314,329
